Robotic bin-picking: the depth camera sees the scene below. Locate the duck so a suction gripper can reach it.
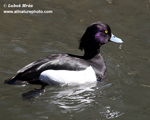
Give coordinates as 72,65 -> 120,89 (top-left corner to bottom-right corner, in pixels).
4,21 -> 123,89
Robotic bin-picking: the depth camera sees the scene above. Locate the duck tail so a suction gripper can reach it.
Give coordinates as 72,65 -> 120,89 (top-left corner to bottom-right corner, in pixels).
4,77 -> 16,84
4,76 -> 28,85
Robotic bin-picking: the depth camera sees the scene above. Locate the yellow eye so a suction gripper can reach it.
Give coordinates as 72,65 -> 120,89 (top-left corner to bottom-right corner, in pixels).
105,30 -> 108,33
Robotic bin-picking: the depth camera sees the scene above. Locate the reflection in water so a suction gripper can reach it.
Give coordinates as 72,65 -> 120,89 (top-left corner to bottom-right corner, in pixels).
36,82 -> 124,119
44,82 -> 97,112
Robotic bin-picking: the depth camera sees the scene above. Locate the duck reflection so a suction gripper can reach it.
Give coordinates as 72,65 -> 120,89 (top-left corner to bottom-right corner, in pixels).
22,82 -> 124,118
44,82 -> 97,112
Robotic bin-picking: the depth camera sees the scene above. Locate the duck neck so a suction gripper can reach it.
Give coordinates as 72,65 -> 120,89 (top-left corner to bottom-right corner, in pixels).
83,48 -> 100,59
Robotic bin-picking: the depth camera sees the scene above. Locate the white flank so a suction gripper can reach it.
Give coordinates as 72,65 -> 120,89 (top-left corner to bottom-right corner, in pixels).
39,66 -> 97,86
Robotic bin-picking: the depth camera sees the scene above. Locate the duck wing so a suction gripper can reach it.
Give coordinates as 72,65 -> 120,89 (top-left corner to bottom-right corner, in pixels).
11,54 -> 88,83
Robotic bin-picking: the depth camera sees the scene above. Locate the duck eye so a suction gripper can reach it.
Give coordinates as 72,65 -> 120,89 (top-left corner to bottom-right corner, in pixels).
105,30 -> 108,33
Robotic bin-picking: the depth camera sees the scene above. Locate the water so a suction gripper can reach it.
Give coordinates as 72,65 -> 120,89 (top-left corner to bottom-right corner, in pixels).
0,0 -> 150,119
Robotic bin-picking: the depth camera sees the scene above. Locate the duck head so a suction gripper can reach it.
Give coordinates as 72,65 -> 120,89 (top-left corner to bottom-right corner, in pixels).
79,22 -> 123,55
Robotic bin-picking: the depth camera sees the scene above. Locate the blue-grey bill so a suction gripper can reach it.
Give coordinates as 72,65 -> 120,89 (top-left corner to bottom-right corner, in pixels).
110,34 -> 123,43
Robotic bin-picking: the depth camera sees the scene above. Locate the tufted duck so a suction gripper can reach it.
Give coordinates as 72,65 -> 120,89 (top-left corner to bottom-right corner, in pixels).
4,21 -> 123,89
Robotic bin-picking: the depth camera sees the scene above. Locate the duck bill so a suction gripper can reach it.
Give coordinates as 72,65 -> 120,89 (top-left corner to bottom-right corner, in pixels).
110,34 -> 123,43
